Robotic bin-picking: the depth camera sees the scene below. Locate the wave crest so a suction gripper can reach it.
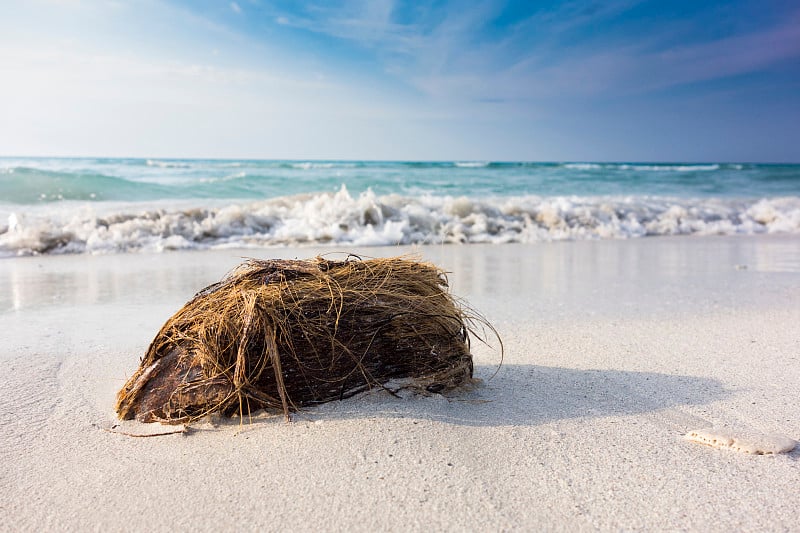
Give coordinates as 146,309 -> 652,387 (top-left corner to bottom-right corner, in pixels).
2,187 -> 799,256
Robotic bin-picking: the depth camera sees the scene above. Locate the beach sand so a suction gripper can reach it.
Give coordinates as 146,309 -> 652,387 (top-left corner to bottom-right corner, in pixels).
2,236 -> 799,531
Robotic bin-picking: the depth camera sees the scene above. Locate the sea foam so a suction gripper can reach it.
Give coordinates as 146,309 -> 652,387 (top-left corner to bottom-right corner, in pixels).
2,186 -> 799,256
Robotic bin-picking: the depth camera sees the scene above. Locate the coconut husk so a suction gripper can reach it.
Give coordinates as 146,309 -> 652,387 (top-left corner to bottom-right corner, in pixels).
116,256 -> 496,424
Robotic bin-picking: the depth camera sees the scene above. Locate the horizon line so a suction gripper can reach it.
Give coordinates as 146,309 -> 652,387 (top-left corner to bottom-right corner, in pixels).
2,155 -> 798,165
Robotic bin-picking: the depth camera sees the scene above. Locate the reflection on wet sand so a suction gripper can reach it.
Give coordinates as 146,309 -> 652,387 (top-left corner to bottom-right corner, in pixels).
2,235 -> 799,319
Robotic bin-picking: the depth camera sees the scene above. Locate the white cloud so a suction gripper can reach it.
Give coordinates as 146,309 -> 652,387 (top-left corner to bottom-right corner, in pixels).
0,36 -> 454,158
230,2 -> 241,15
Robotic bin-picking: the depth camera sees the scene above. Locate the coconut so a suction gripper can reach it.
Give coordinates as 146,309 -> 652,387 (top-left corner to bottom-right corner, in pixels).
116,256 -> 496,423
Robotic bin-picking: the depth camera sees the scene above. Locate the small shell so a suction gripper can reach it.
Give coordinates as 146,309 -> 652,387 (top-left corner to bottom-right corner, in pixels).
685,428 -> 797,455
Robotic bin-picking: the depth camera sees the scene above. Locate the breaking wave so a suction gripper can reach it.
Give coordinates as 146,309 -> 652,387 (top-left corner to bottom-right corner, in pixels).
563,163 -> 722,172
146,159 -> 192,168
2,186 -> 799,256
454,161 -> 490,168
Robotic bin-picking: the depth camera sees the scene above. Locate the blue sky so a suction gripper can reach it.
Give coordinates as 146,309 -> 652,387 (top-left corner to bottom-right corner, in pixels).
0,0 -> 798,161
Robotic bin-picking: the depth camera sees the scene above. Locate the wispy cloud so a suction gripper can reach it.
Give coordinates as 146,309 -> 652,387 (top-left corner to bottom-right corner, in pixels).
644,18 -> 800,87
265,0 -> 421,60
504,14 -> 800,100
258,1 -> 800,104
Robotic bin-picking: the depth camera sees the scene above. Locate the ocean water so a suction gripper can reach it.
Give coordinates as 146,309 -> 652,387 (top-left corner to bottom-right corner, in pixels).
0,157 -> 798,255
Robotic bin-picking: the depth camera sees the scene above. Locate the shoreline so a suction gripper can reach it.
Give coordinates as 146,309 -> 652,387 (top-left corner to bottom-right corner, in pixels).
2,236 -> 799,530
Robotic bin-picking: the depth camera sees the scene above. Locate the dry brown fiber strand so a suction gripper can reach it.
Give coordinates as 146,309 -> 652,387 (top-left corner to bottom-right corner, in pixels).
116,255 -> 497,424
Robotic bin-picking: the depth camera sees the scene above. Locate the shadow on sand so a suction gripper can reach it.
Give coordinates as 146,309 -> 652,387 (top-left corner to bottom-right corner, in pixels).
212,363 -> 728,429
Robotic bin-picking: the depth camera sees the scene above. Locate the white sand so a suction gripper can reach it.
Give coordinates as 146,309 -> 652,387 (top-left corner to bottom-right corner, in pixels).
2,236 -> 799,531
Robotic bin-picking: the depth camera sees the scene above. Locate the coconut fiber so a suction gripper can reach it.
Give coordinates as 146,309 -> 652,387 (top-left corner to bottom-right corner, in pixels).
116,256 -> 493,423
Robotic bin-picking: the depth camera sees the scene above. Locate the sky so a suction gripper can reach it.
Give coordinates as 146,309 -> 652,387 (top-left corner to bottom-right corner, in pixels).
0,0 -> 798,161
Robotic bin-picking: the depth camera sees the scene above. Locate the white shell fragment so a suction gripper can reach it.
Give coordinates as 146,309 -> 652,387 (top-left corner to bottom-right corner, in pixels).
685,428 -> 797,455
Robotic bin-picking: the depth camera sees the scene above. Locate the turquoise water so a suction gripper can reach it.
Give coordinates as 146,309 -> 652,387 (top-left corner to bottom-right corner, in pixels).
1,158 -> 798,255
1,158 -> 798,203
